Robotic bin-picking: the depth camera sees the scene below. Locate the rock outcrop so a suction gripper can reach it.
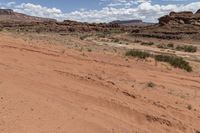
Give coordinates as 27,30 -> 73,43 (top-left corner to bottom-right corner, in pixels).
196,9 -> 200,14
0,9 -> 14,15
0,9 -> 56,22
159,10 -> 200,26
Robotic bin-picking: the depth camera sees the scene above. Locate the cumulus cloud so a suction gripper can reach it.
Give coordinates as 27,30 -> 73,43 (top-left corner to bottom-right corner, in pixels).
1,1 -> 200,23
103,0 -> 151,7
14,3 -> 62,19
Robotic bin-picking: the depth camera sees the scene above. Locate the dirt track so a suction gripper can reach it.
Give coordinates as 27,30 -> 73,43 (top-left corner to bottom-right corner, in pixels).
0,32 -> 200,133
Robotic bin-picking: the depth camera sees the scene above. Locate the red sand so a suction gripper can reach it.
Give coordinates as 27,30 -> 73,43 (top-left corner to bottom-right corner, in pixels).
0,33 -> 200,133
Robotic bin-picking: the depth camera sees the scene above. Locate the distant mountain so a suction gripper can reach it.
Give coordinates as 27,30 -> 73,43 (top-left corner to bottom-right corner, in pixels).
0,9 -> 56,22
110,20 -> 153,26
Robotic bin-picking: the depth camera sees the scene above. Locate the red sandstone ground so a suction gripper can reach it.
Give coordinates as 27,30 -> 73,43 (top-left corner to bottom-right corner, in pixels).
0,32 -> 200,133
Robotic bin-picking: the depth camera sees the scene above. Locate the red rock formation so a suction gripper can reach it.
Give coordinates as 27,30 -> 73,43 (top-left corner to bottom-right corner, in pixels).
159,10 -> 200,26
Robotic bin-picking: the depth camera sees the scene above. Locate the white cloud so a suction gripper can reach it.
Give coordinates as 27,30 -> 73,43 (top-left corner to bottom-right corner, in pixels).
2,1 -> 200,23
14,3 -> 63,19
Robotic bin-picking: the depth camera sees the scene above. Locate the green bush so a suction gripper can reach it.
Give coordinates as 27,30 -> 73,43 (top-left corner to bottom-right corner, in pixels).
155,55 -> 192,72
185,45 -> 197,52
125,49 -> 193,72
156,43 -> 197,53
176,45 -> 197,53
126,49 -> 151,59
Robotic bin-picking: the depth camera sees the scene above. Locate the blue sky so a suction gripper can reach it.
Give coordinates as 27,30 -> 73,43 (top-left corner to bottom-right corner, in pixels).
1,0 -> 200,22
1,0 -> 103,11
1,0 -> 199,11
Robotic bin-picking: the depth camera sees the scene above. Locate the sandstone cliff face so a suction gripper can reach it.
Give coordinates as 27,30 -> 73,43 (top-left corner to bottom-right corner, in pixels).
159,10 -> 200,26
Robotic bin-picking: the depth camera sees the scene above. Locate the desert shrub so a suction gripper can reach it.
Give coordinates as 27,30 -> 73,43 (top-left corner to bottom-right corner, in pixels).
187,104 -> 192,110
125,49 -> 192,72
141,42 -> 154,46
109,29 -> 122,34
35,28 -> 42,33
102,29 -> 123,35
155,55 -> 192,72
183,45 -> 197,52
157,43 -> 174,49
113,38 -> 120,43
167,43 -> 174,48
134,40 -> 142,43
80,35 -> 89,40
147,82 -> 156,88
131,33 -> 182,40
87,48 -> 92,52
125,49 -> 151,59
96,32 -> 106,38
175,46 -> 183,51
176,45 -> 197,53
157,44 -> 168,49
